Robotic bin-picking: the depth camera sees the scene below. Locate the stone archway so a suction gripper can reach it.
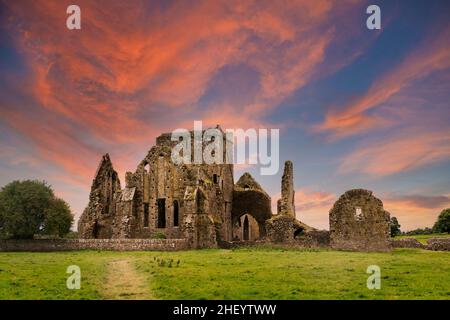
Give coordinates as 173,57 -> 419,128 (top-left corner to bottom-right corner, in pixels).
233,213 -> 260,241
231,189 -> 272,239
232,173 -> 272,241
243,216 -> 249,240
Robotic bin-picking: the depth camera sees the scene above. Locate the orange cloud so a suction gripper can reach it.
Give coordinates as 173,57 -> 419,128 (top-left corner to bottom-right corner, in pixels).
384,195 -> 450,231
271,188 -> 450,231
0,0 -> 364,192
2,0 -> 360,144
339,129 -> 450,176
0,0 -> 392,227
0,108 -> 100,185
272,188 -> 336,230
314,26 -> 450,140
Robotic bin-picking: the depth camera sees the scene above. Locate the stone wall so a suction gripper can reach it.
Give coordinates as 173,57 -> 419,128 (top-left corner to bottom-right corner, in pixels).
329,189 -> 391,252
295,230 -> 330,248
0,239 -> 189,252
265,215 -> 314,243
391,237 -> 450,251
425,238 -> 450,251
391,238 -> 425,249
232,173 -> 272,239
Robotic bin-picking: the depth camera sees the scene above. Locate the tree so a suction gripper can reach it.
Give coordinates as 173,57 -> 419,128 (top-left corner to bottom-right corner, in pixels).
42,198 -> 73,237
390,216 -> 401,237
0,180 -> 73,239
433,208 -> 450,234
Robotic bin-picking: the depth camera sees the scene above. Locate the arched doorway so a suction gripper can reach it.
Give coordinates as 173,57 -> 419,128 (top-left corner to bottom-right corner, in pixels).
92,220 -> 99,239
243,216 -> 249,240
232,188 -> 272,238
233,214 -> 260,241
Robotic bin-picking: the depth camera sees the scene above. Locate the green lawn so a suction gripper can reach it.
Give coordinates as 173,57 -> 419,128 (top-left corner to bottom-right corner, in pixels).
0,247 -> 449,300
395,233 -> 450,244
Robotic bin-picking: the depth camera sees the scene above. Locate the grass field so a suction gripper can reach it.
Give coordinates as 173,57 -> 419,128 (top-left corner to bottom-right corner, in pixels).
0,247 -> 449,300
395,233 -> 450,244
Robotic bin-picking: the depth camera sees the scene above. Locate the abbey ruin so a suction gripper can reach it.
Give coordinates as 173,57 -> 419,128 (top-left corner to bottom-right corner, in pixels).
78,127 -> 392,251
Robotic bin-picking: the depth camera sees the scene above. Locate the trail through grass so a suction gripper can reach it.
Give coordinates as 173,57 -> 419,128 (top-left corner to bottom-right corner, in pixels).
102,259 -> 153,300
0,248 -> 449,299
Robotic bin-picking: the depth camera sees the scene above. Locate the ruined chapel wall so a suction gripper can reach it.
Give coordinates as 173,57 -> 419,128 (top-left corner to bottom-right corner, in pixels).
329,189 -> 391,251
78,154 -> 121,239
137,145 -> 185,239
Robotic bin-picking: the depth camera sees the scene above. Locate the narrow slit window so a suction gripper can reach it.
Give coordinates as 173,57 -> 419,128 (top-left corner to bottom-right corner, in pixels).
157,198 -> 166,228
173,200 -> 179,227
355,207 -> 362,218
143,203 -> 149,227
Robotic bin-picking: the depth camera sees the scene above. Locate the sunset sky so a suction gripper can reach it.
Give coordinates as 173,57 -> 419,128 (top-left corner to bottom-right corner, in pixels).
1,0 -> 449,231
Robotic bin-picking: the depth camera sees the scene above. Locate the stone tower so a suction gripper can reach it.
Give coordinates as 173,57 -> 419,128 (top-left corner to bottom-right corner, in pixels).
277,161 -> 295,216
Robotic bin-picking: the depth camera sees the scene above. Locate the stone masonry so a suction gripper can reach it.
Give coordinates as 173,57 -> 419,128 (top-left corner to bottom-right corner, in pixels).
277,161 -> 295,216
77,126 -> 395,251
329,189 -> 391,251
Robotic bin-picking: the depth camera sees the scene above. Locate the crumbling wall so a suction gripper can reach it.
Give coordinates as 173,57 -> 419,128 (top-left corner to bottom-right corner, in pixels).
426,238 -> 450,251
295,230 -> 330,247
277,161 -> 295,216
182,186 -> 217,248
265,215 -> 314,243
78,154 -> 121,239
232,173 -> 272,239
391,238 -> 425,249
329,189 -> 391,251
0,239 -> 188,251
131,129 -> 233,242
233,213 -> 260,241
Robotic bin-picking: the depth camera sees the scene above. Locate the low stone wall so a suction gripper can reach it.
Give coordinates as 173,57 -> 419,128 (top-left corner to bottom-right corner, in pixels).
426,238 -> 450,251
295,230 -> 330,248
391,237 -> 450,251
391,238 -> 425,249
2,237 -> 448,252
0,238 -> 189,252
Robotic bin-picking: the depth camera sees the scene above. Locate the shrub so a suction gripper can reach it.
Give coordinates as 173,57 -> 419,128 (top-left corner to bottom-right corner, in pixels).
390,217 -> 401,237
433,208 -> 450,234
150,231 -> 167,239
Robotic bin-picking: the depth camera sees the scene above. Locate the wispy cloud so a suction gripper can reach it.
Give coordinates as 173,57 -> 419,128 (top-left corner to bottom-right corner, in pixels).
384,194 -> 450,230
313,26 -> 450,140
339,129 -> 450,176
272,188 -> 336,230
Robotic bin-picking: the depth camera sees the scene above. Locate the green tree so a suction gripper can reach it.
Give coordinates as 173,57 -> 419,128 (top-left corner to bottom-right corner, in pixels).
42,198 -> 73,237
433,208 -> 450,234
0,180 -> 73,239
390,216 -> 401,237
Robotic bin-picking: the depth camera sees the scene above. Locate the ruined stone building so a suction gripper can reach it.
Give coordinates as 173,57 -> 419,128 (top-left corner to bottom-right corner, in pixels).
329,189 -> 391,251
79,128 -> 272,248
78,127 -> 392,251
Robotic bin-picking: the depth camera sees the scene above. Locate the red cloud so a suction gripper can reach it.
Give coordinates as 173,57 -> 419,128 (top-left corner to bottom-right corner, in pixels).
272,188 -> 336,230
2,0 -> 360,142
339,129 -> 450,176
0,0 -> 364,186
384,194 -> 450,231
313,26 -> 450,140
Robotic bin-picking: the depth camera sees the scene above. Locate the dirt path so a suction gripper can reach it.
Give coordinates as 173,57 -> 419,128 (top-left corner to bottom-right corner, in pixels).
102,259 -> 154,300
